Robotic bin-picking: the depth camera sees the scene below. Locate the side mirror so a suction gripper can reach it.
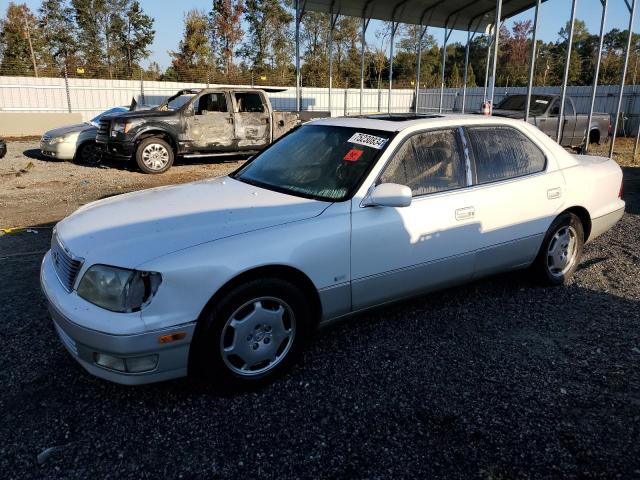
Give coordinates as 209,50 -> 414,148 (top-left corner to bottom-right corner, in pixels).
363,183 -> 412,208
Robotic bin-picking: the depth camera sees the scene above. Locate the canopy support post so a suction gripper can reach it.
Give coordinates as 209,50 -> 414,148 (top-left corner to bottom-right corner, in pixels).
483,35 -> 494,102
415,25 -> 427,113
360,16 -> 371,115
328,9 -> 339,117
609,0 -> 636,158
439,26 -> 452,113
462,29 -> 477,113
389,21 -> 400,114
524,0 -> 541,121
556,0 -> 577,142
489,0 -> 502,113
583,0 -> 608,153
295,0 -> 306,112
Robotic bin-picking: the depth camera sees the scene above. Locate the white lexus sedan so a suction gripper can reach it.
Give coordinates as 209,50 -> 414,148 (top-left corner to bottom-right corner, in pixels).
40,114 -> 624,388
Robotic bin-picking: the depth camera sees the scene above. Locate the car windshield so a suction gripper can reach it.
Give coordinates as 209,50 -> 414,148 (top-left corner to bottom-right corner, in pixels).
165,93 -> 196,110
233,125 -> 393,202
89,107 -> 128,126
496,95 -> 552,115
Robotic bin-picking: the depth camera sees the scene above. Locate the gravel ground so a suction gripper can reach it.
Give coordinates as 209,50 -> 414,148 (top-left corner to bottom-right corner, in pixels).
0,140 -> 245,227
1,141 -> 639,479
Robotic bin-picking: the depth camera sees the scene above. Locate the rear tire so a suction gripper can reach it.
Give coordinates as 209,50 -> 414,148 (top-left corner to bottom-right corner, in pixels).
135,137 -> 174,174
191,278 -> 314,390
532,212 -> 584,286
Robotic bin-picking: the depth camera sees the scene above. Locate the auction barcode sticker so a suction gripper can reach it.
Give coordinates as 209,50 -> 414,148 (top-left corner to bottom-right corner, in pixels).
348,132 -> 388,149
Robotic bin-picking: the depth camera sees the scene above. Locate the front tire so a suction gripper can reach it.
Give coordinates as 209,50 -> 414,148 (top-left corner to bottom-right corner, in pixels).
533,212 -> 584,286
191,278 -> 314,389
135,137 -> 174,174
75,141 -> 100,165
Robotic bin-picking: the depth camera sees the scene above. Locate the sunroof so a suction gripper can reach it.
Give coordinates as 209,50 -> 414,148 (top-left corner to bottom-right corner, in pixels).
365,114 -> 443,122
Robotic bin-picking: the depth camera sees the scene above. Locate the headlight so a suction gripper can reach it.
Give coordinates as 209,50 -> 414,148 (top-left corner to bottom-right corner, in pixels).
76,264 -> 162,313
111,120 -> 139,136
49,135 -> 68,144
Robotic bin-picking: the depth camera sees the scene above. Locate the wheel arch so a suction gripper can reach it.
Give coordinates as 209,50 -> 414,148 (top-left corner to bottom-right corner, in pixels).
188,264 -> 323,375
196,264 -> 323,326
135,129 -> 178,153
74,139 -> 95,159
562,206 -> 592,241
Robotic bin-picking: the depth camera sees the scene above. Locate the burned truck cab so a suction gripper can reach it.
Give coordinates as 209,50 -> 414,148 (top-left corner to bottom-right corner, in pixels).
96,87 -> 301,174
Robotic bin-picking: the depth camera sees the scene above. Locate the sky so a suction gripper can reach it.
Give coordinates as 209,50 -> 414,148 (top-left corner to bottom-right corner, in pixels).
11,0 -> 637,70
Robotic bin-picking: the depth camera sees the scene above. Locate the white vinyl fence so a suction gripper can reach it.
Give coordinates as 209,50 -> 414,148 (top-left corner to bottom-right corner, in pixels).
2,75 -> 640,134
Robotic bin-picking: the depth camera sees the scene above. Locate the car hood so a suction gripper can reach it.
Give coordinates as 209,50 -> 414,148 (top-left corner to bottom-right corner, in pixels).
44,123 -> 94,138
55,177 -> 331,268
104,109 -> 173,121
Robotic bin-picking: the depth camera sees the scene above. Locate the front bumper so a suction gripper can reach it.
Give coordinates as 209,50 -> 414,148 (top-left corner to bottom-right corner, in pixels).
95,139 -> 135,160
40,141 -> 76,161
41,253 -> 196,385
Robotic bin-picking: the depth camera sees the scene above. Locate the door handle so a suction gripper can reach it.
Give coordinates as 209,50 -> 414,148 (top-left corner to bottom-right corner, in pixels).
547,187 -> 561,200
455,206 -> 475,221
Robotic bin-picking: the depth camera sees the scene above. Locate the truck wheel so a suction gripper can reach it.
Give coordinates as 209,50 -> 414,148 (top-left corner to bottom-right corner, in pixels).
135,137 -> 174,174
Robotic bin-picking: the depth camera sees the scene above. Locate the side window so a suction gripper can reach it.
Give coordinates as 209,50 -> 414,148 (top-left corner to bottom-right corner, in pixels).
467,126 -> 546,184
564,99 -> 575,116
380,129 -> 466,196
235,92 -> 265,113
194,93 -> 227,115
550,99 -> 574,116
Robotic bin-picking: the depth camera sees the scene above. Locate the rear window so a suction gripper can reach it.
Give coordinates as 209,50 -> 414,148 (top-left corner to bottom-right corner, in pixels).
467,126 -> 546,184
235,92 -> 265,113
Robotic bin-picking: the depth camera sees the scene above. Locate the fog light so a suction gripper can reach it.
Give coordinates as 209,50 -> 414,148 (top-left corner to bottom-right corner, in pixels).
94,352 -> 126,372
94,353 -> 158,373
125,355 -> 159,373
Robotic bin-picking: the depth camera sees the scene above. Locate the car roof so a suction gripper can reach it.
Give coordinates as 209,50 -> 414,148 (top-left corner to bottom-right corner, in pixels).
309,113 -> 531,132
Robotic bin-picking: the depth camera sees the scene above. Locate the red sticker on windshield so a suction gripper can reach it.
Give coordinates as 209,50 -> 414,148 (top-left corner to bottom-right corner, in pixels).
343,148 -> 363,162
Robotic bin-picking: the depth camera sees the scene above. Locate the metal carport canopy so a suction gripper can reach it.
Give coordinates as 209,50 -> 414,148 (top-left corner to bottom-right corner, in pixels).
304,0 -> 541,31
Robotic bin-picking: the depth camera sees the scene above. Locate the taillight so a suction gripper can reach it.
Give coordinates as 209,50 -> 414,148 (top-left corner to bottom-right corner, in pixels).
619,180 -> 624,198
608,121 -> 612,134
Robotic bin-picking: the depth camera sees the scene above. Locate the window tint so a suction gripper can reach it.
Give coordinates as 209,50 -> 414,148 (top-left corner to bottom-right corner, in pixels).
467,126 -> 546,184
380,129 -> 466,196
235,92 -> 265,113
194,93 -> 227,114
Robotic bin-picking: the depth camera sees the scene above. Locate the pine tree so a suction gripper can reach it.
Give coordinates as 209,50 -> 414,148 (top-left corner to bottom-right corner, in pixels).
39,0 -> 77,74
0,3 -> 41,76
71,0 -> 107,76
210,0 -> 243,74
239,0 -> 292,81
169,9 -> 212,82
119,0 -> 154,77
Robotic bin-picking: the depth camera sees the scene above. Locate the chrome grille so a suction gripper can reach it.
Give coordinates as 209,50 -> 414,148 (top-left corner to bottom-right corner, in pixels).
51,234 -> 83,292
97,118 -> 110,137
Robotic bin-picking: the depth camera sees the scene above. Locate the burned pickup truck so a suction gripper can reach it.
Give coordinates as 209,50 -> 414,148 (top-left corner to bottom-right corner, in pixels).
95,88 -> 301,173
